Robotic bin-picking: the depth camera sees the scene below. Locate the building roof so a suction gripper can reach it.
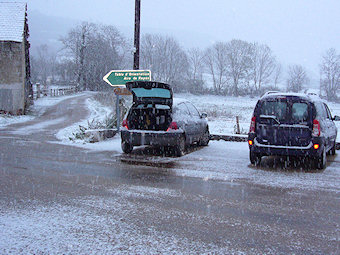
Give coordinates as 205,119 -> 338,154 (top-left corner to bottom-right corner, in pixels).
0,2 -> 27,42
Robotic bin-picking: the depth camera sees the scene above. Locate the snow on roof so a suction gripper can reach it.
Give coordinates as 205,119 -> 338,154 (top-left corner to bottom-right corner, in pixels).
0,2 -> 27,42
260,91 -> 324,103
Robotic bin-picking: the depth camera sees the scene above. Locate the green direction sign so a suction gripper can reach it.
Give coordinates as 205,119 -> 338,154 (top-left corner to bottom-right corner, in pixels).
103,70 -> 151,87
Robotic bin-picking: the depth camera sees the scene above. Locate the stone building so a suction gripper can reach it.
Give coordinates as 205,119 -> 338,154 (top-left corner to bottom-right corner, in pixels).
0,2 -> 32,114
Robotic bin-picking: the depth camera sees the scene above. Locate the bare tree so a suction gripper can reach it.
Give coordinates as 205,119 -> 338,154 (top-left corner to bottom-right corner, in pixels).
273,63 -> 282,88
140,34 -> 189,91
187,48 -> 204,81
30,44 -> 57,86
320,48 -> 340,100
250,43 -> 276,92
60,22 -> 94,91
186,48 -> 205,93
286,64 -> 309,92
203,42 -> 229,95
60,22 -> 129,91
225,39 -> 253,96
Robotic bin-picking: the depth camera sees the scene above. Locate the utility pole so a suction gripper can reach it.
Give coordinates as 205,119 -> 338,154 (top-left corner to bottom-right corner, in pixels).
133,0 -> 141,70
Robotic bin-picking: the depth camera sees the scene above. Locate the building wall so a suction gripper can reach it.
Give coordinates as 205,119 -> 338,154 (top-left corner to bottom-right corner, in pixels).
0,41 -> 25,114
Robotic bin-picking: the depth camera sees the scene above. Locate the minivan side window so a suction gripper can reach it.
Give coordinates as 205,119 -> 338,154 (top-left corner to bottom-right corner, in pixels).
324,103 -> 332,119
315,102 -> 327,119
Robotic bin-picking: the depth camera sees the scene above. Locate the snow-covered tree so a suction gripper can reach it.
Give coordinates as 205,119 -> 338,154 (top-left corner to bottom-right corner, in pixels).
140,34 -> 188,91
249,43 -> 276,92
225,39 -> 253,96
320,48 -> 340,100
185,48 -> 205,94
286,64 -> 309,92
273,63 -> 283,88
60,22 -> 130,91
203,42 -> 229,95
30,44 -> 57,85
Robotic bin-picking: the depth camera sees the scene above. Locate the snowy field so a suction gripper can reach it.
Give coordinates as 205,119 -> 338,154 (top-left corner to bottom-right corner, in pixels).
176,93 -> 340,141
176,93 -> 257,135
2,91 -> 340,138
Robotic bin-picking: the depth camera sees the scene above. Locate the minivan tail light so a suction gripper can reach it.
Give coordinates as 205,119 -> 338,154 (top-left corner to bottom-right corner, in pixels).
122,119 -> 129,130
312,119 -> 320,137
249,116 -> 256,133
167,122 -> 178,131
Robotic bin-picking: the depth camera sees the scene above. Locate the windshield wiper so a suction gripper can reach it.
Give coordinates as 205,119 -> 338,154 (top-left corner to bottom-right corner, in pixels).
259,115 -> 281,125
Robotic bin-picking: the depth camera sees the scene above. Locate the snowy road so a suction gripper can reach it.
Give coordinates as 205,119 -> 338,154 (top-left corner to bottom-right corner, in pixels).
0,94 -> 339,254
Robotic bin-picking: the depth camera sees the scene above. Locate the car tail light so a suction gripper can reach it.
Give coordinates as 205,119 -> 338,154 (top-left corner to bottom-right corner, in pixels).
249,116 -> 256,133
122,119 -> 129,129
312,119 -> 320,137
167,122 -> 178,131
314,144 -> 319,150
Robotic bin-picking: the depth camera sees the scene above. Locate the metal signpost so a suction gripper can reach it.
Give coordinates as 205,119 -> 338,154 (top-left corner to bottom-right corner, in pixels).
103,70 -> 151,130
102,0 -> 143,131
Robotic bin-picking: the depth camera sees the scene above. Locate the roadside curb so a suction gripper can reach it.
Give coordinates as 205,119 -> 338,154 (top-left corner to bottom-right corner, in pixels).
84,129 -> 340,150
210,134 -> 248,142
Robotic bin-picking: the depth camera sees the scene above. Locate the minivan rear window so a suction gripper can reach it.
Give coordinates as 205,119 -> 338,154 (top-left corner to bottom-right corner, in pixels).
259,101 -> 287,121
292,102 -> 309,122
132,88 -> 171,98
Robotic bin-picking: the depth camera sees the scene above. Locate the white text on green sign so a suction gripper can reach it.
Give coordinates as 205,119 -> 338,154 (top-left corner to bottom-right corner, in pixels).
103,70 -> 151,87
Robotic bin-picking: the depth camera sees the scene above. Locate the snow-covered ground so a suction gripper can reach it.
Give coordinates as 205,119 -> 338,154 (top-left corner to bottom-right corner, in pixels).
176,93 -> 257,135
176,93 -> 340,142
35,92 -> 339,193
1,92 -> 340,254
2,92 -> 340,146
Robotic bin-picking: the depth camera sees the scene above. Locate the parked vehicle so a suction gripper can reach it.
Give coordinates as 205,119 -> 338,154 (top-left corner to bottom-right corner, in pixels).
248,92 -> 339,169
121,81 -> 210,156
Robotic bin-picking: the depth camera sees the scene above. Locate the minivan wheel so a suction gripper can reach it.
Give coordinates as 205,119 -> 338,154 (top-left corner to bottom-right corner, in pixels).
331,141 -> 336,155
175,136 -> 186,157
315,148 -> 326,170
250,151 -> 261,165
122,141 -> 133,154
199,129 -> 210,146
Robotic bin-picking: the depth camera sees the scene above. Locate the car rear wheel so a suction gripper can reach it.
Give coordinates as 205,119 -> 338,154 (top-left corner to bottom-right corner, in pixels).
250,151 -> 261,165
199,129 -> 210,146
175,136 -> 186,157
315,147 -> 326,170
122,141 -> 133,154
331,141 -> 336,155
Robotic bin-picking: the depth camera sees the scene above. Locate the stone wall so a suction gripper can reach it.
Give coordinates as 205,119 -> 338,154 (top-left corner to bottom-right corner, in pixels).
0,41 -> 25,114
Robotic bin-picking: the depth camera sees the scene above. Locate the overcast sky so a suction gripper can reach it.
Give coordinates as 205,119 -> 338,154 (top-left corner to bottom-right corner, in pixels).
25,0 -> 340,78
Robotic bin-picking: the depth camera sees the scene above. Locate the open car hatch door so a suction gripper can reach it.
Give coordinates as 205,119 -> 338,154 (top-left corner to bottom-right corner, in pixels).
126,81 -> 173,106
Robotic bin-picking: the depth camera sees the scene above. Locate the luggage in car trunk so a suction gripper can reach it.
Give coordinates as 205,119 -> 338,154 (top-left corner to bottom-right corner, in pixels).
128,104 -> 172,131
125,81 -> 173,131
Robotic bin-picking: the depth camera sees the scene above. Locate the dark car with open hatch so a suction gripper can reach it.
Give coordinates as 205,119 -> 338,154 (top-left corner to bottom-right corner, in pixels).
248,92 -> 339,169
120,81 -> 210,156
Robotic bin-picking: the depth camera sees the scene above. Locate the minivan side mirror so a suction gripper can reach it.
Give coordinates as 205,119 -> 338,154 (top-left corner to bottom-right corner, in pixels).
201,112 -> 208,118
332,115 -> 340,121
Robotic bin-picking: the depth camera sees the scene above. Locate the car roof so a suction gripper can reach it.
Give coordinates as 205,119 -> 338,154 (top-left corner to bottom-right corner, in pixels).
260,92 -> 324,104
